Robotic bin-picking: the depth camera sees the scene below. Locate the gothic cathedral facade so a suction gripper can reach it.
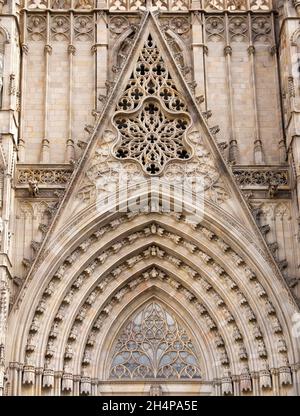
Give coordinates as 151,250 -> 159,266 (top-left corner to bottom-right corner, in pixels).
0,0 -> 300,396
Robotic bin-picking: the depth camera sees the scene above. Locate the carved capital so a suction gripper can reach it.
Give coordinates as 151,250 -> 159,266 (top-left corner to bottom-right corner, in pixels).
44,44 -> 53,55
68,44 -> 76,56
294,1 -> 300,16
248,45 -> 255,56
224,45 -> 232,56
270,368 -> 279,376
269,45 -> 276,56
21,44 -> 29,55
35,367 -> 44,376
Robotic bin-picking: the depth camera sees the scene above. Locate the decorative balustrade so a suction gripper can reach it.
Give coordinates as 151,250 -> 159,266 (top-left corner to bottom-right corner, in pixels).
204,0 -> 271,11
16,165 -> 73,187
23,0 -> 273,11
232,166 -> 289,188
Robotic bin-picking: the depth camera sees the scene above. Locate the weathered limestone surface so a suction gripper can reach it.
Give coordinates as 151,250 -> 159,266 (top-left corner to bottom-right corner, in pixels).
0,0 -> 299,396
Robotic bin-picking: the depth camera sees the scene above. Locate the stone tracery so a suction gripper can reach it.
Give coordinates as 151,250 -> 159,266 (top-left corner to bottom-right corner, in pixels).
17,205 -> 294,394
115,35 -> 187,113
113,99 -> 192,175
109,301 -> 202,380
9,184 -> 299,395
24,0 -> 273,10
113,35 -> 192,175
2,6 -> 300,398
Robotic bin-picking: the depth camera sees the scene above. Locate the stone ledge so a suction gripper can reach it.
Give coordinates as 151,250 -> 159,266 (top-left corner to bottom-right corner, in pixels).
232,165 -> 289,189
15,163 -> 73,187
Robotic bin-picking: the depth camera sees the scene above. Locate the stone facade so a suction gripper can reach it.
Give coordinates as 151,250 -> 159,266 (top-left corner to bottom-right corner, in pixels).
0,0 -> 300,396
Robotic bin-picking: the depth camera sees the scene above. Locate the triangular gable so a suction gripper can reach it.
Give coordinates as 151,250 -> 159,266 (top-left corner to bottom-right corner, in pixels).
24,12 -> 286,284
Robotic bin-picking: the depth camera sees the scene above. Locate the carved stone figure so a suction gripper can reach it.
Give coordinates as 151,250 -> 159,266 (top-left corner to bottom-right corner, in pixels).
28,179 -> 39,197
0,2 -> 299,398
52,0 -> 67,8
75,0 -> 93,8
0,1 -> 6,14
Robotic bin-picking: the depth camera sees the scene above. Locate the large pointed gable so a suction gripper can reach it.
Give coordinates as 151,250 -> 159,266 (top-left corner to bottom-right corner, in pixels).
53,14 -> 238,215
18,12 -> 293,303
5,3 -> 300,398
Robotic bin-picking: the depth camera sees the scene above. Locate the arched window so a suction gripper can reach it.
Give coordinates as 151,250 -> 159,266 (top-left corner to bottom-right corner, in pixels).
109,301 -> 202,380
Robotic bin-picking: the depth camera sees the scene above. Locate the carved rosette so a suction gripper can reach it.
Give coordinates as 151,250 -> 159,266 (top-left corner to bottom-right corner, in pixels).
205,16 -> 225,42
76,33 -> 226,204
27,15 -> 47,41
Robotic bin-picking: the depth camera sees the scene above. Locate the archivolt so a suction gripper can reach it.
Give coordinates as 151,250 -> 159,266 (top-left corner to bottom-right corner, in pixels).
112,27 -> 138,71
291,28 -> 300,46
163,28 -> 192,75
41,237 -> 274,368
0,25 -> 11,45
7,194 -> 300,395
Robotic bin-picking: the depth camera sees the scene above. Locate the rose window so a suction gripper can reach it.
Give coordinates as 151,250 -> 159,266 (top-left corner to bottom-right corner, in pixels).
113,35 -> 192,175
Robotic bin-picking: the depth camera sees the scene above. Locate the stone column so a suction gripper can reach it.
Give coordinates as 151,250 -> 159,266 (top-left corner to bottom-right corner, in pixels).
251,371 -> 260,396
270,368 -> 280,395
213,379 -> 221,396
73,374 -> 80,396
95,11 -> 108,112
224,14 -> 237,163
18,13 -> 28,163
54,371 -> 62,396
232,375 -> 240,396
17,363 -> 23,395
35,367 -> 43,396
40,12 -> 51,163
248,13 -> 265,165
191,12 -> 207,109
9,362 -> 18,396
65,12 -> 76,163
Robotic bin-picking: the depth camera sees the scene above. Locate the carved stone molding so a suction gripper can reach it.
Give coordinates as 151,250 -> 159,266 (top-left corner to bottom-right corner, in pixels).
26,0 -> 94,8
27,15 -> 47,42
294,1 -> 300,17
74,15 -> 94,41
50,15 -> 70,42
16,165 -> 73,187
21,212 -> 289,384
24,0 -> 273,11
159,15 -> 192,81
251,15 -> 272,44
232,167 -> 289,188
205,16 -> 225,42
204,0 -> 271,11
229,16 -> 248,43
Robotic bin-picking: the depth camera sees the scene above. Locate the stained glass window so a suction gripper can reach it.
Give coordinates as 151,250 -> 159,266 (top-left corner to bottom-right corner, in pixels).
109,302 -> 202,379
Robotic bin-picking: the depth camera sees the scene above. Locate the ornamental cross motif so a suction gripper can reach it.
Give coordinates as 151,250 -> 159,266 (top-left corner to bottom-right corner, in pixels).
112,35 -> 193,176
